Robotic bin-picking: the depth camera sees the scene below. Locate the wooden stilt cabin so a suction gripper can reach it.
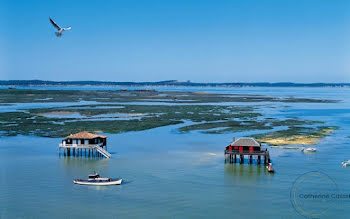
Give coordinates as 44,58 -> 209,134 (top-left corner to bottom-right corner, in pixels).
59,131 -> 111,158
224,137 -> 270,164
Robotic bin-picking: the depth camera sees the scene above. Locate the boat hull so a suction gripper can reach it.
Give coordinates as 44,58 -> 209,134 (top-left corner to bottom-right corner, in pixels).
302,148 -> 317,153
266,167 -> 274,173
73,179 -> 122,186
342,161 -> 350,167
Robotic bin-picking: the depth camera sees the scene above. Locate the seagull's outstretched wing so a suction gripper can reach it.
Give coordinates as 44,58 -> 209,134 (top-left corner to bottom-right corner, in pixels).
49,17 -> 61,30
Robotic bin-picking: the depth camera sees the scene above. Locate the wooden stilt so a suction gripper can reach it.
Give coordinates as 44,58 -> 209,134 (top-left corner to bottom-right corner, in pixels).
240,155 -> 244,164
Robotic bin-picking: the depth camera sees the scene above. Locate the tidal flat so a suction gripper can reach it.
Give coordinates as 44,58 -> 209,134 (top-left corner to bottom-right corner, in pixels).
0,88 -> 337,103
0,89 -> 338,145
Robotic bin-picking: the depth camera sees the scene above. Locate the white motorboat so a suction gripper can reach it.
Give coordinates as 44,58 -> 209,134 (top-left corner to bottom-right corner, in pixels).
301,147 -> 317,153
73,173 -> 122,186
342,160 -> 350,167
266,163 -> 274,173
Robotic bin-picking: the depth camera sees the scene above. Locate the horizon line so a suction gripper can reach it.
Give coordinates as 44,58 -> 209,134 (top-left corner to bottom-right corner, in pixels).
1,79 -> 350,84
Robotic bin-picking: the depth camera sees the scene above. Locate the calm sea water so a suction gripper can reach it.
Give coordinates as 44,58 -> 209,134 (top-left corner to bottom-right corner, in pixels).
1,87 -> 350,218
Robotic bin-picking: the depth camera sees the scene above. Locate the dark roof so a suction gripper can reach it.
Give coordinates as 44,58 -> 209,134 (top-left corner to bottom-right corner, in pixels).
65,131 -> 107,139
231,138 -> 260,147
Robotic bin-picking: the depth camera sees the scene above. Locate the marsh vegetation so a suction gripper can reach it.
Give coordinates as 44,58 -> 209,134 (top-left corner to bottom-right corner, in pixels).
0,89 -> 338,145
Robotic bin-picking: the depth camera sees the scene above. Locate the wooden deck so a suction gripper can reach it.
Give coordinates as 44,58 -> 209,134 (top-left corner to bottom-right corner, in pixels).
224,149 -> 270,164
59,143 -> 111,158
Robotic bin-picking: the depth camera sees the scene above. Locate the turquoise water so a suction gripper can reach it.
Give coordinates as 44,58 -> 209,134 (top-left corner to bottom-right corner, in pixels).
1,87 -> 350,218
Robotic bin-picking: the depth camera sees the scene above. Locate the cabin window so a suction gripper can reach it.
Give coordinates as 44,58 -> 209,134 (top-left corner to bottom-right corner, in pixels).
249,146 -> 254,153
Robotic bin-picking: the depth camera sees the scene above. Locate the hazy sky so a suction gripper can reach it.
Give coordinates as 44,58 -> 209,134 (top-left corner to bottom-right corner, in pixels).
1,0 -> 350,82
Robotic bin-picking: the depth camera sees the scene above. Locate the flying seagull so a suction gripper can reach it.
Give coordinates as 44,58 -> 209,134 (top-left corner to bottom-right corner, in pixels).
49,17 -> 71,37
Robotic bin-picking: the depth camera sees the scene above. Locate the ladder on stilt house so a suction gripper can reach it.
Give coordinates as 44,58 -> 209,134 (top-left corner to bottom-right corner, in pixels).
95,146 -> 111,158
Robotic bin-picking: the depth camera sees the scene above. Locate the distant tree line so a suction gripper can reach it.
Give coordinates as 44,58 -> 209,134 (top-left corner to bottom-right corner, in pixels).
0,80 -> 349,87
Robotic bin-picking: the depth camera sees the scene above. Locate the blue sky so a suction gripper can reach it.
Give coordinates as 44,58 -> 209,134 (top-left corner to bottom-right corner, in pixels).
1,0 -> 350,82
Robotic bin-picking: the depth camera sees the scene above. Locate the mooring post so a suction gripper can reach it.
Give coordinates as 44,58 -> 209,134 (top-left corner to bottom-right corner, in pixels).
234,154 -> 237,163
249,155 -> 253,164
257,155 -> 261,164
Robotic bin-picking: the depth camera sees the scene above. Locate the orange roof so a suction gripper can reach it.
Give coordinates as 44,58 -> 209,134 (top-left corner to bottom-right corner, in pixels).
66,131 -> 107,139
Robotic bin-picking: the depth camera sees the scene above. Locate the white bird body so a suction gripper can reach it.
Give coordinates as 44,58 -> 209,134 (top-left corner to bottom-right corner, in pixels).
49,17 -> 71,37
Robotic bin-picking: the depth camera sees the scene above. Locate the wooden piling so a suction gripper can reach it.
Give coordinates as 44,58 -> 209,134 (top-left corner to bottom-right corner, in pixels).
240,155 -> 244,164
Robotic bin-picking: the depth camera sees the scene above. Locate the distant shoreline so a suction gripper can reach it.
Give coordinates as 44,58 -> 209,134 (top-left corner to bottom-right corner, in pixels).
0,80 -> 349,88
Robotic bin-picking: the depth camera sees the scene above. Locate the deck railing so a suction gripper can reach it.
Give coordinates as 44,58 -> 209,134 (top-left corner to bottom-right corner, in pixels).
59,143 -> 103,148
224,149 -> 269,155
